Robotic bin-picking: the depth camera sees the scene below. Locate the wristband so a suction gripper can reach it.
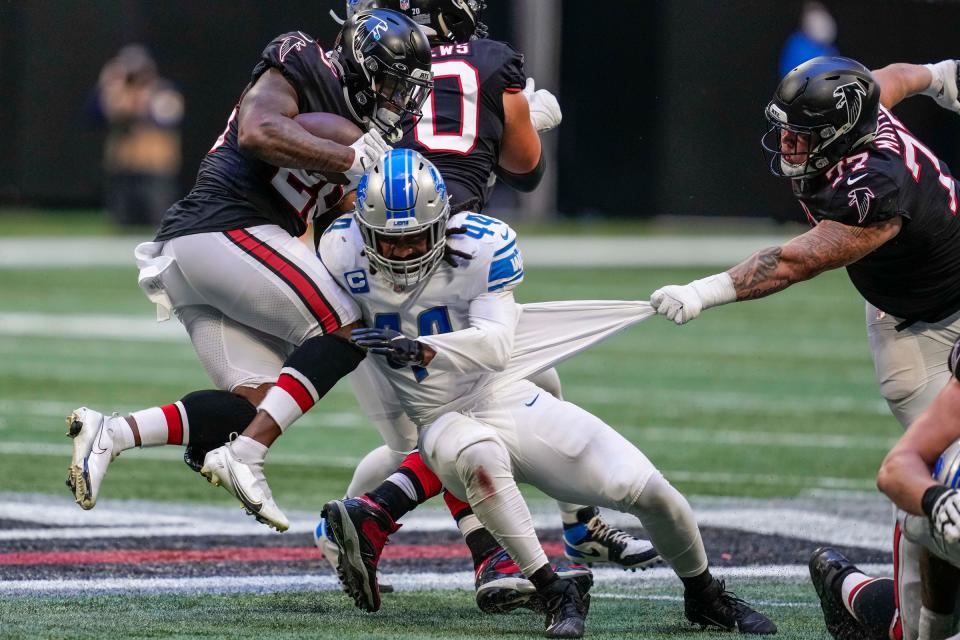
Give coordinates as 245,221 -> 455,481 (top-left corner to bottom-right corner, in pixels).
922,484 -> 951,517
690,273 -> 737,309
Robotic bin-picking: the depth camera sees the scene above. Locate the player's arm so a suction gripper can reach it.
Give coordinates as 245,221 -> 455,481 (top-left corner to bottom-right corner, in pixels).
237,68 -> 385,176
877,379 -> 960,515
874,60 -> 959,112
496,91 -> 544,190
651,217 -> 902,324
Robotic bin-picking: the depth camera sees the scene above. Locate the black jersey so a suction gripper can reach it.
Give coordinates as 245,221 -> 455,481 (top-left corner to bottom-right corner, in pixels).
397,39 -> 525,211
794,107 -> 960,323
156,32 -> 352,241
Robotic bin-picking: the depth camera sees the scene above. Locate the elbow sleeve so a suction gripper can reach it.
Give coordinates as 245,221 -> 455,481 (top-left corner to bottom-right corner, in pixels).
495,153 -> 545,192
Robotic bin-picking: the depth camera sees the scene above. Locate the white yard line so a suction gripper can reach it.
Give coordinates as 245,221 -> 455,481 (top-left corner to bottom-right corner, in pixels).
0,564 -> 891,596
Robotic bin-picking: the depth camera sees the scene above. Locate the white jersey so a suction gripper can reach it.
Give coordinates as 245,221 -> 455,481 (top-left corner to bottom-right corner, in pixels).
318,211 -> 524,424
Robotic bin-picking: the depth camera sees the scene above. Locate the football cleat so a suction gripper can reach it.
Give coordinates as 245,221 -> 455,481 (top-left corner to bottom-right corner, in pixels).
563,510 -> 660,569
322,496 -> 400,612
475,547 -> 593,614
199,445 -> 289,532
65,407 -> 124,509
684,578 -> 777,634
541,577 -> 590,638
314,514 -> 393,593
809,547 -> 871,640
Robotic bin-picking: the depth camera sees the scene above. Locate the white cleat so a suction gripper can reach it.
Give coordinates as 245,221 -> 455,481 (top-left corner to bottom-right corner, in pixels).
65,407 -> 123,510
200,445 -> 289,532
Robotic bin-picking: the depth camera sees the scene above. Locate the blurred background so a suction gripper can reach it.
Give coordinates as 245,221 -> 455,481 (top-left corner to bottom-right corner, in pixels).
1,0 -> 959,229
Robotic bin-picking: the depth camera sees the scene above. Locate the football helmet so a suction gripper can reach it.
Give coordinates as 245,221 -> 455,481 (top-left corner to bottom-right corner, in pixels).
332,9 -> 433,142
345,0 -> 487,42
762,56 -> 880,178
355,148 -> 450,290
934,437 -> 960,488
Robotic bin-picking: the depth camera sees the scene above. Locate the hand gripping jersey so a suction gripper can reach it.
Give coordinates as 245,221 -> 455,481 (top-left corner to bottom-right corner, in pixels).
398,39 -> 525,211
318,210 -> 524,424
156,32 -> 353,242
794,107 -> 960,322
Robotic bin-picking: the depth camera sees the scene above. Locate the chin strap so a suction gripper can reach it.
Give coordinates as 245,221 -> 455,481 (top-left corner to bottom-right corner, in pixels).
329,9 -> 345,25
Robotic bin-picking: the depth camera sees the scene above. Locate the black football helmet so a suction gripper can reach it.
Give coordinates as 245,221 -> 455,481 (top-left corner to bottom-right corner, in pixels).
332,8 -> 433,142
762,56 -> 880,178
344,0 -> 486,43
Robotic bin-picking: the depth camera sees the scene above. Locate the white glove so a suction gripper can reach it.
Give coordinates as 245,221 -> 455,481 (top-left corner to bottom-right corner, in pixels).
923,60 -> 960,114
523,78 -> 562,132
931,487 -> 960,544
345,129 -> 392,181
650,273 -> 736,325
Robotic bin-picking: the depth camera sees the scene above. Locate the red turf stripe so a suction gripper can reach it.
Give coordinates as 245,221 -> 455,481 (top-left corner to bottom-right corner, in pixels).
225,229 -> 340,333
277,373 -> 314,413
0,542 -> 566,566
160,403 -> 183,445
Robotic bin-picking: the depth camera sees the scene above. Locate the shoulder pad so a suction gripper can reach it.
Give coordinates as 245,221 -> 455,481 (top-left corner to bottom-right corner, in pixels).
316,214 -> 367,291
445,212 -> 523,293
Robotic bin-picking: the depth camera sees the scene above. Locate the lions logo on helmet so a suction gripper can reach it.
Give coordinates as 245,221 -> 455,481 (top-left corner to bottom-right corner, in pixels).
354,148 -> 451,290
934,439 -> 960,489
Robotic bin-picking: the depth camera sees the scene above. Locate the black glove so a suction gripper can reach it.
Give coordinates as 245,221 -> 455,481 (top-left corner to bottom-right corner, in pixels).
351,327 -> 426,369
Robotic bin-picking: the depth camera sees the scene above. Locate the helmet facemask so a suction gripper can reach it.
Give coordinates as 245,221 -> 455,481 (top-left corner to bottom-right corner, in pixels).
364,62 -> 432,141
355,150 -> 451,291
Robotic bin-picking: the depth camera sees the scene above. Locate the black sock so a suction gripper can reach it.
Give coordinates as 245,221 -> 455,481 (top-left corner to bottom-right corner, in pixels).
366,481 -> 417,522
849,578 -> 896,640
529,564 -> 558,590
465,528 -> 501,569
681,569 -> 715,594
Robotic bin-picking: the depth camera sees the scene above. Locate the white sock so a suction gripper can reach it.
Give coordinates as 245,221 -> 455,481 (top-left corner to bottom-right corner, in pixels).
456,512 -> 484,538
840,572 -> 873,617
230,435 -> 267,465
108,415 -> 137,452
129,403 -> 188,447
919,606 -> 956,640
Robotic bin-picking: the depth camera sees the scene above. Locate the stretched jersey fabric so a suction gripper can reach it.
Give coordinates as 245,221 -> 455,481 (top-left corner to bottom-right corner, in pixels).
318,210 -> 525,424
157,31 -> 353,242
398,39 -> 525,211
794,107 -> 960,323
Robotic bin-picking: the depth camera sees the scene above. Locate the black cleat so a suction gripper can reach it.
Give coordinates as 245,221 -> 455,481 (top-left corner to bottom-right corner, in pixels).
322,496 -> 399,613
685,578 -> 777,634
809,547 -> 871,640
541,577 -> 589,638
474,546 -> 594,614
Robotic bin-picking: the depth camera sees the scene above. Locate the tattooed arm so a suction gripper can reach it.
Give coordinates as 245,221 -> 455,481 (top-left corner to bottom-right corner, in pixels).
651,217 -> 901,324
729,217 -> 902,300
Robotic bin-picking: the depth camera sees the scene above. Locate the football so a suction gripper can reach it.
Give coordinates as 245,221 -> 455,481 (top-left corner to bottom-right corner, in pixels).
293,111 -> 363,146
934,437 -> 960,488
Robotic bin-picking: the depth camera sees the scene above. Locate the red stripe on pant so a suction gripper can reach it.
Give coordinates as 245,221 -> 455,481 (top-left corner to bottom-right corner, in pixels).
891,523 -> 903,640
277,373 -> 315,413
400,451 -> 444,502
225,229 -> 340,333
161,403 -> 183,445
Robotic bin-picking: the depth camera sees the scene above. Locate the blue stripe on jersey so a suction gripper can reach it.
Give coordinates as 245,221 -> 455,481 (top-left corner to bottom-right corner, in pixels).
488,270 -> 525,292
487,249 -> 523,284
493,238 -> 516,257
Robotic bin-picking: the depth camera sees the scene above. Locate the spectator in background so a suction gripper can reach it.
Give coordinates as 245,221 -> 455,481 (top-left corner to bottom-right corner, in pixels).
779,1 -> 838,78
92,45 -> 183,227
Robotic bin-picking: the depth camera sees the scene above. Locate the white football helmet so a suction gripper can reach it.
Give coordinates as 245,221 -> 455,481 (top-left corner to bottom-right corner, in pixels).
354,148 -> 450,290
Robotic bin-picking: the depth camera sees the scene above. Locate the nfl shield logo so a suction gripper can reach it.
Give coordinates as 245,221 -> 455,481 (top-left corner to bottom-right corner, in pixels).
400,0 -> 410,8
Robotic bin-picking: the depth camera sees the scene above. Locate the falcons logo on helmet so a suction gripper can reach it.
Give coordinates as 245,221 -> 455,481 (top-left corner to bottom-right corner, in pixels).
833,82 -> 868,129
847,186 -> 875,223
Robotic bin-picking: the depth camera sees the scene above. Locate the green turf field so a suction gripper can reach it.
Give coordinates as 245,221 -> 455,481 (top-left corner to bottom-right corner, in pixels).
0,579 -> 824,640
0,260 -> 898,509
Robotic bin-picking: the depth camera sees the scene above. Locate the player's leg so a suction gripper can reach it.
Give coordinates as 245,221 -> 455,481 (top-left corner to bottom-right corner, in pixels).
416,411 -> 589,637
66,304 -> 285,509
500,381 -> 775,634
865,303 -> 960,640
163,226 -> 363,530
527,368 -> 655,569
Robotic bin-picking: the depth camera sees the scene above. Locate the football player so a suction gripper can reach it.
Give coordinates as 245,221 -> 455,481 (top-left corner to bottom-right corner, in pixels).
318,148 -> 777,637
648,57 -> 960,640
65,9 -> 432,530
319,0 -> 657,606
